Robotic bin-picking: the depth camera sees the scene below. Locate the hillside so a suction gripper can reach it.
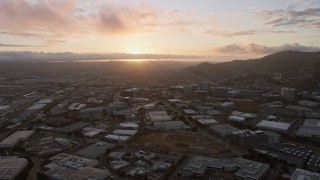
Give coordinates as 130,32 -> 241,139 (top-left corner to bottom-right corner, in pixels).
184,51 -> 320,90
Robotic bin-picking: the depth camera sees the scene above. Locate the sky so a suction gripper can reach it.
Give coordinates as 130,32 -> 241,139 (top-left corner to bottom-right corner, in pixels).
0,0 -> 320,61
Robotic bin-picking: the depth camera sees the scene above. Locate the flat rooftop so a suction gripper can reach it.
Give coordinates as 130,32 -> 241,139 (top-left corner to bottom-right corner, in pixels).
45,167 -> 111,180
113,129 -> 138,136
183,109 -> 197,115
105,134 -> 130,142
232,129 -> 261,137
183,156 -> 269,179
291,168 -> 320,180
56,122 -> 90,133
119,122 -> 139,129
210,124 -> 240,136
26,103 -> 46,110
0,156 -> 28,180
0,105 -> 10,110
235,158 -> 270,180
45,153 -> 98,170
147,111 -> 172,122
303,119 -> 320,127
197,119 -> 218,125
296,126 -> 320,137
76,142 -> 115,159
154,120 -> 188,130
0,131 -> 34,148
256,120 -> 291,133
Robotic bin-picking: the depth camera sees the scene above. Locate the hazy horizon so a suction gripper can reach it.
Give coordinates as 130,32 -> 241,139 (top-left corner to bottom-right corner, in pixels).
0,50 -> 319,63
0,51 -> 254,63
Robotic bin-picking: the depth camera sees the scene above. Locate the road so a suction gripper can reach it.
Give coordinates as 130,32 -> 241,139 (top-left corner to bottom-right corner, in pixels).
27,156 -> 42,180
12,152 -> 42,180
169,156 -> 191,179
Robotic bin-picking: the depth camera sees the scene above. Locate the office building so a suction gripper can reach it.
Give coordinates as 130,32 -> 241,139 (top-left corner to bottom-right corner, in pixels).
281,87 -> 296,103
231,130 -> 267,148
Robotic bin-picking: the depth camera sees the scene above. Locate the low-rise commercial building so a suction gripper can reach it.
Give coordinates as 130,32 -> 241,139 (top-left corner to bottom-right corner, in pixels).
82,127 -> 105,137
291,168 -> 320,180
183,109 -> 197,115
210,124 -> 240,139
153,121 -> 189,130
0,130 -> 34,148
55,122 -> 90,134
264,131 -> 281,144
197,119 -> 218,126
281,87 -> 296,103
135,151 -> 155,160
113,129 -> 138,136
45,167 -> 111,180
68,103 -> 86,110
256,120 -> 291,133
76,142 -> 115,159
296,119 -> 320,141
231,130 -> 267,148
80,107 -> 105,120
146,111 -> 172,122
45,153 -> 98,170
183,156 -> 269,180
229,111 -> 257,125
0,156 -> 28,180
119,122 -> 139,130
105,134 -> 130,142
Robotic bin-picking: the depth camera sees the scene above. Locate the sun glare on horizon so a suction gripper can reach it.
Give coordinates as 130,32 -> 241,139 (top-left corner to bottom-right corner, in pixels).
126,47 -> 147,54
126,59 -> 147,62
125,45 -> 151,55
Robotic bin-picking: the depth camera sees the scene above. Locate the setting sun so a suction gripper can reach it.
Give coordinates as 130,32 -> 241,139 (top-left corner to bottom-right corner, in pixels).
126,48 -> 145,54
125,45 -> 151,54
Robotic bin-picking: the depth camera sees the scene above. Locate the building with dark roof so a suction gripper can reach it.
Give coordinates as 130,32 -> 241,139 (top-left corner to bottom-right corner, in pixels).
183,156 -> 270,180
231,129 -> 267,148
76,142 -> 115,159
0,156 -> 28,180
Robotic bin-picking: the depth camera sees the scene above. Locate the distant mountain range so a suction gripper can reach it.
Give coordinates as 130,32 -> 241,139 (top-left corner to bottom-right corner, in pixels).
0,51 -> 201,61
184,51 -> 320,90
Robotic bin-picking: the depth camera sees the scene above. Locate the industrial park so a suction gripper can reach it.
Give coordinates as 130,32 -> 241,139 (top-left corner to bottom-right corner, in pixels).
0,60 -> 319,180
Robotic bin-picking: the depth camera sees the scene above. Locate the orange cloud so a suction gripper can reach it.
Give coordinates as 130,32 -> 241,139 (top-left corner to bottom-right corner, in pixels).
212,43 -> 320,55
0,0 -> 80,36
0,0 -> 158,37
96,3 -> 158,34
